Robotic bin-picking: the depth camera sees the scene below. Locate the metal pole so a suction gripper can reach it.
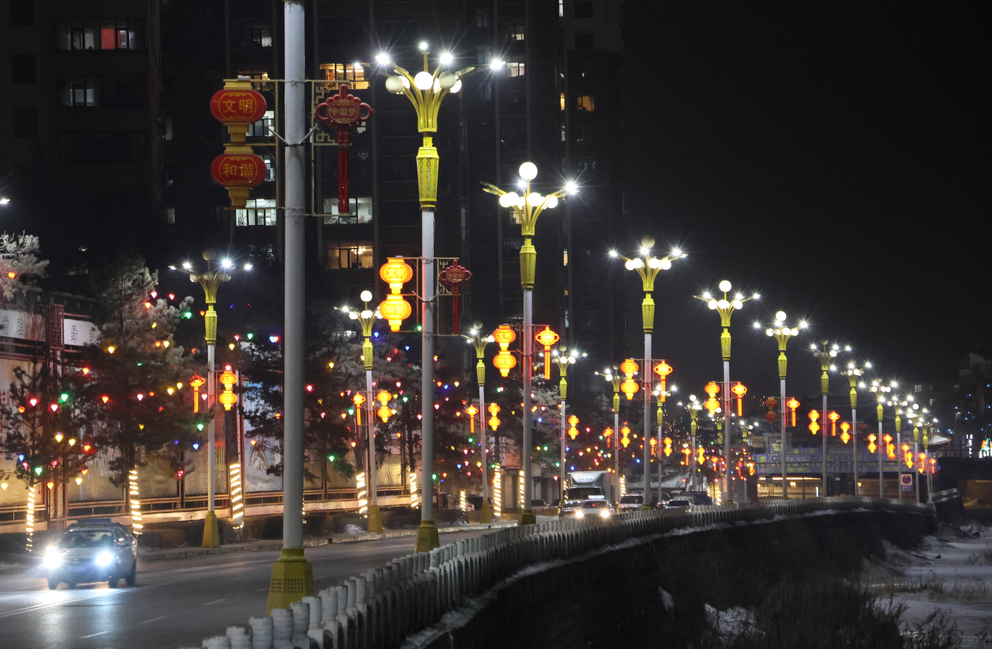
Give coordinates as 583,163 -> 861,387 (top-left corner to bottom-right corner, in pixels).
267,0 -> 312,614
656,409 -> 663,507
780,376 -> 787,499
479,384 -> 490,521
643,332 -> 652,502
416,206 -> 438,550
520,288 -> 535,524
614,411 -> 620,501
822,393 -> 828,496
203,342 -> 218,545
723,359 -> 731,502
365,369 -> 381,532
877,412 -> 884,499
852,407 -> 859,497
560,398 -> 566,502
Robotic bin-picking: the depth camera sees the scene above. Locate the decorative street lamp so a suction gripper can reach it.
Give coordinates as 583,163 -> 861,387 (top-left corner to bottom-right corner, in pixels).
378,44 -> 501,551
610,241 -> 683,508
340,291 -> 383,533
810,342 -> 845,494
171,250 -> 250,548
551,346 -> 582,502
842,361 -> 871,496
466,326 -> 494,523
654,361 -> 674,506
869,380 -> 894,499
695,281 -> 757,502
682,396 -> 703,490
758,311 -> 806,499
887,393 -> 913,502
482,162 -> 576,525
599,367 -> 623,501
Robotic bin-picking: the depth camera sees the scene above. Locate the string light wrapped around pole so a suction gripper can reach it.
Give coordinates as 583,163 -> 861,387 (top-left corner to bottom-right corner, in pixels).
465,327 -> 494,523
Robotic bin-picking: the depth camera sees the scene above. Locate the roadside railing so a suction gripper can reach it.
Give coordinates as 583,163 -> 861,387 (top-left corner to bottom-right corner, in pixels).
185,497 -> 933,649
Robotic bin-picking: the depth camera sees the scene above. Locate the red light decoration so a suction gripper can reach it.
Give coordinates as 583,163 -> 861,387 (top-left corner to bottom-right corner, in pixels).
313,84 -> 373,215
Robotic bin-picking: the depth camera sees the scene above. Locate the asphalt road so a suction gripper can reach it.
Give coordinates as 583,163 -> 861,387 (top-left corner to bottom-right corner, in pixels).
0,531 -> 489,649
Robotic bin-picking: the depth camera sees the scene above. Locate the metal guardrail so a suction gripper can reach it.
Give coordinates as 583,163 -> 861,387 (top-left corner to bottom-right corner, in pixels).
185,497 -> 934,649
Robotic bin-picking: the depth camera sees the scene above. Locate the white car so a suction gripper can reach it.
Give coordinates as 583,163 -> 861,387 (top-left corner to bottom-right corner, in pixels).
44,520 -> 137,589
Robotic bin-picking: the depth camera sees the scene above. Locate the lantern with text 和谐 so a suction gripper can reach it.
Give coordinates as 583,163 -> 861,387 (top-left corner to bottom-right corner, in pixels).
867,433 -> 877,453
663,437 -> 673,456
567,415 -> 579,440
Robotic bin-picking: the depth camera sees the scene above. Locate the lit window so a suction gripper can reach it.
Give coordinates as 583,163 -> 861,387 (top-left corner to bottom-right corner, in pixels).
326,242 -> 373,270
319,63 -> 369,90
322,197 -> 372,224
240,23 -> 272,48
247,110 -> 274,138
508,22 -> 525,41
506,62 -> 525,78
575,96 -> 595,112
560,93 -> 566,111
56,19 -> 144,51
563,249 -> 568,266
235,199 -> 277,227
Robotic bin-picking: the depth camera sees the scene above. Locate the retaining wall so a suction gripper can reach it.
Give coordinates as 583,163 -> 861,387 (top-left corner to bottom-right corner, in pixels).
183,497 -> 934,649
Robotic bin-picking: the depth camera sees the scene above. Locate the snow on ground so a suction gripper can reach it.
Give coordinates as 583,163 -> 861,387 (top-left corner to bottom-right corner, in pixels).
861,523 -> 992,646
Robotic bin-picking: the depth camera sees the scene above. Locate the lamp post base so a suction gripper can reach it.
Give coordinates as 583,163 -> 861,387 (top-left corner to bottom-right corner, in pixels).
265,547 -> 314,614
518,509 -> 536,525
414,520 -> 439,553
201,511 -> 220,548
367,505 -> 383,534
480,501 -> 493,524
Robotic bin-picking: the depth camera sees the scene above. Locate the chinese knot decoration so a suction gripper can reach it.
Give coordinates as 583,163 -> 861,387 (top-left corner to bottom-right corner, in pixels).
189,374 -> 206,414
314,85 -> 373,216
209,81 -> 268,208
438,261 -> 472,335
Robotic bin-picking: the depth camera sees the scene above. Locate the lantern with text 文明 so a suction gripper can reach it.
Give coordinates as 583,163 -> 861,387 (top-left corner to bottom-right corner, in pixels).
210,86 -> 266,139
828,410 -> 840,436
619,360 -> 639,400
218,369 -> 238,411
534,326 -> 560,380
786,398 -> 800,426
867,433 -> 877,454
840,421 -> 851,444
378,258 -> 415,331
620,425 -> 631,448
493,324 -> 517,377
808,410 -> 820,435
567,415 -> 579,440
704,382 -> 721,413
732,382 -> 747,416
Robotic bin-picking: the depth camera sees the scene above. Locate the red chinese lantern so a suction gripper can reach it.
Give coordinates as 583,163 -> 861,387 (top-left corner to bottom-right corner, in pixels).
209,87 -> 267,138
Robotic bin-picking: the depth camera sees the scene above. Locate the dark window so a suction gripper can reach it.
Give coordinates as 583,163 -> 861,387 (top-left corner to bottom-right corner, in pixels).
57,76 -> 146,108
10,0 -> 33,26
573,2 -> 594,18
59,131 -> 148,164
238,22 -> 272,48
13,109 -> 38,138
574,32 -> 594,49
56,19 -> 145,51
11,54 -> 36,84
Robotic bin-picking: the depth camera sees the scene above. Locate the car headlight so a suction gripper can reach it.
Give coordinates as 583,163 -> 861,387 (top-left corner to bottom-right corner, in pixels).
599,509 -> 611,518
95,551 -> 114,567
574,510 -> 584,518
43,546 -> 63,569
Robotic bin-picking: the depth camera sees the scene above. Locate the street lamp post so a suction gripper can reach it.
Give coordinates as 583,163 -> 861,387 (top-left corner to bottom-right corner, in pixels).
684,397 -> 703,490
378,44 -> 498,550
654,361 -> 674,506
482,163 -> 574,525
341,291 -> 383,533
842,362 -> 870,496
610,243 -> 683,508
760,312 -> 805,499
466,327 -> 494,524
600,368 -> 623,502
810,342 -> 842,494
695,281 -> 757,502
552,346 -> 581,503
172,250 -> 250,548
869,380 -> 893,499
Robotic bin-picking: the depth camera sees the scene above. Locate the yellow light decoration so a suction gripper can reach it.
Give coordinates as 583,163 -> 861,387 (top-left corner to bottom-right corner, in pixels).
620,378 -> 639,400
55,432 -> 63,443
75,476 -> 83,486
704,382 -> 720,398
828,410 -> 840,436
128,469 -> 142,535
229,462 -> 244,529
378,405 -> 392,422
409,472 -> 419,509
534,326 -> 560,380
840,421 -> 851,444
867,433 -> 877,454
620,425 -> 631,448
493,351 -> 516,377
786,398 -> 800,426
218,390 -> 238,410
917,452 -> 927,474
731,382 -> 747,416
493,469 -> 502,518
356,471 -> 368,515
704,397 -> 720,413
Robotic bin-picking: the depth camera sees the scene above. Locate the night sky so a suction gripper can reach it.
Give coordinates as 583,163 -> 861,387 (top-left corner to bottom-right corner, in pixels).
621,4 -> 990,400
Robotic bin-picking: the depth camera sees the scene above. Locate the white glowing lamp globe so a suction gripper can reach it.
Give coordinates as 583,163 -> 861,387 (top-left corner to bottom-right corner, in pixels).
413,71 -> 434,90
361,310 -> 373,319
707,300 -> 718,310
544,195 -> 559,208
438,72 -> 458,89
527,192 -> 543,206
519,162 -> 538,180
499,192 -> 519,208
731,300 -> 743,309
775,311 -> 787,322
360,290 -> 373,302
384,76 -> 406,94
718,280 -> 732,293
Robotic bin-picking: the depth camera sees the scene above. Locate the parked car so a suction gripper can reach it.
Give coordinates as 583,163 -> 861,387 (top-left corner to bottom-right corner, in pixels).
666,497 -> 693,510
43,519 -> 137,590
618,494 -> 645,511
530,499 -> 548,508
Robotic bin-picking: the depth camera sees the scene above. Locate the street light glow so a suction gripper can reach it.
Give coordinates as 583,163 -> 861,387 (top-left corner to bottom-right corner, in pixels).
375,52 -> 390,65
440,52 -> 453,65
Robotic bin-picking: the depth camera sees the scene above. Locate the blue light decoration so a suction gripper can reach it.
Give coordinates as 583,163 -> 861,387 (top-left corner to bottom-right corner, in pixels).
192,443 -> 200,451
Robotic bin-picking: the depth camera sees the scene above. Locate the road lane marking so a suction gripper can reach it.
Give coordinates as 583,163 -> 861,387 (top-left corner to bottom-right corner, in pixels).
80,631 -> 109,639
0,590 -> 119,619
141,615 -> 170,624
205,598 -> 226,605
255,587 -> 269,592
